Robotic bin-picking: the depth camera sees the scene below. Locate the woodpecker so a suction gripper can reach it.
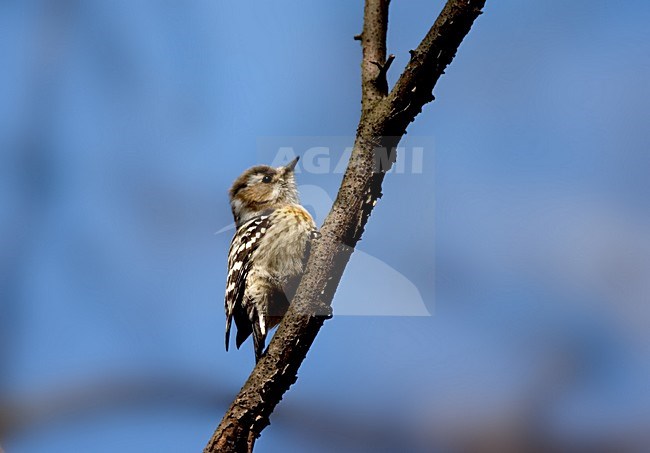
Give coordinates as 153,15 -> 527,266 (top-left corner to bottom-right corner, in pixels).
224,156 -> 318,361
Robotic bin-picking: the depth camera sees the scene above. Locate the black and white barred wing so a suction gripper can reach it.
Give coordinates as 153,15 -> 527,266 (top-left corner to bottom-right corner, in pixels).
224,214 -> 271,351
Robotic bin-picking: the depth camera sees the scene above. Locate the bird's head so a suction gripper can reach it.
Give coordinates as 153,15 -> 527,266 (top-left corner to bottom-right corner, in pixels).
229,157 -> 300,226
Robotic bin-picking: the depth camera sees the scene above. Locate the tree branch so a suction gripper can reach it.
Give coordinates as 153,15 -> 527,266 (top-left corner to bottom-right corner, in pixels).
384,0 -> 485,135
360,0 -> 391,113
205,1 -> 486,451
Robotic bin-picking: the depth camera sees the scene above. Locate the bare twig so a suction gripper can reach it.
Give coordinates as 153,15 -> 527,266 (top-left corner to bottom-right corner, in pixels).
205,1 -> 486,451
372,53 -> 395,96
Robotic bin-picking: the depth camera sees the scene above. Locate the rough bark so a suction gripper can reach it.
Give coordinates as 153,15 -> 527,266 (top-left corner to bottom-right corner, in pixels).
205,1 -> 486,451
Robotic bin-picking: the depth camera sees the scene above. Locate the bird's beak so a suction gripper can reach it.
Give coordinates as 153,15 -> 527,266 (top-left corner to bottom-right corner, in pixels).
284,156 -> 299,173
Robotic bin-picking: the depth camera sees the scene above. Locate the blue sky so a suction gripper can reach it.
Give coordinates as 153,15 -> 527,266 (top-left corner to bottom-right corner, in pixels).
2,1 -> 650,452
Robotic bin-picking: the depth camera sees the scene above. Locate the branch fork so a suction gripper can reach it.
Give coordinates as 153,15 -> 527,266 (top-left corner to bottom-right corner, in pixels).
205,1 -> 487,451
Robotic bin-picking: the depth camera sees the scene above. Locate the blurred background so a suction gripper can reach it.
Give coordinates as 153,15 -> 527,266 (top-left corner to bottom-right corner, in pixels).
2,0 -> 650,452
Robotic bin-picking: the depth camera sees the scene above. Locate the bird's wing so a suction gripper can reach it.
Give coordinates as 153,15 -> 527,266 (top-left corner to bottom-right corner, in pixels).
224,214 -> 272,351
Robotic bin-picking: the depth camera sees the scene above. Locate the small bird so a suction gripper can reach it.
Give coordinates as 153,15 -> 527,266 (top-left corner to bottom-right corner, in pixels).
224,156 -> 318,361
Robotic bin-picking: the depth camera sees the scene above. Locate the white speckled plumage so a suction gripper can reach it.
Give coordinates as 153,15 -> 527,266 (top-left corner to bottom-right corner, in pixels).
224,157 -> 317,361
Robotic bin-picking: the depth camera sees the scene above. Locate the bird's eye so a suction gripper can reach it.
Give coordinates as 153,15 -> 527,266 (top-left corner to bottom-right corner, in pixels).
262,175 -> 272,183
